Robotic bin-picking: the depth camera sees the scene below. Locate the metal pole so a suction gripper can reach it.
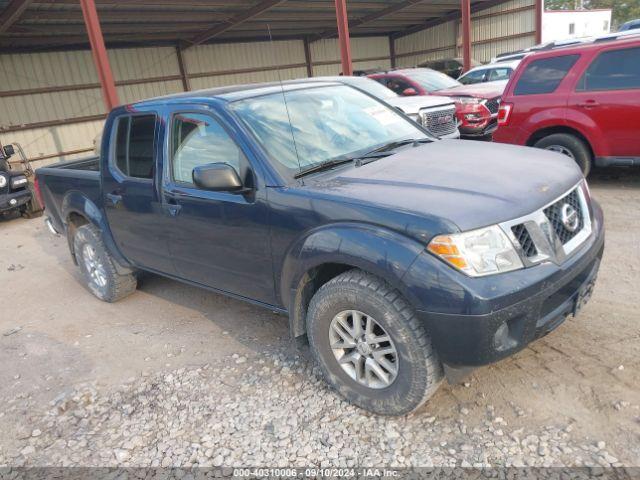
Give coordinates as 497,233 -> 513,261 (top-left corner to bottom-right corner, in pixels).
303,37 -> 314,77
460,0 -> 471,73
79,0 -> 119,111
535,0 -> 543,44
176,45 -> 191,91
389,35 -> 396,69
334,0 -> 353,76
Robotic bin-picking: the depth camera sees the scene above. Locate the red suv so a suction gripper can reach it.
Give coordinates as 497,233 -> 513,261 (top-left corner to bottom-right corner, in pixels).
494,36 -> 640,175
369,68 -> 505,138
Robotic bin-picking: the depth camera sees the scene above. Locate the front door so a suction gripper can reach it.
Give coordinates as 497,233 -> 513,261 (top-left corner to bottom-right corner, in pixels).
569,44 -> 640,158
162,109 -> 275,305
102,111 -> 175,274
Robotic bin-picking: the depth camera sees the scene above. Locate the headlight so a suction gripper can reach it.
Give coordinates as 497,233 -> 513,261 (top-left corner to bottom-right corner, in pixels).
0,175 -> 7,188
427,225 -> 524,277
452,96 -> 482,105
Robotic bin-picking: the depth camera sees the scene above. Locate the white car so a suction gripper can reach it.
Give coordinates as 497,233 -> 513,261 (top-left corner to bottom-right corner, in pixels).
457,60 -> 520,85
310,76 -> 460,140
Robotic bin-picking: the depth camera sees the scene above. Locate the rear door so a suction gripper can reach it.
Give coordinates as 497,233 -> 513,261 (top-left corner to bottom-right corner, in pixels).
162,108 -> 275,305
568,44 -> 640,157
102,111 -> 175,274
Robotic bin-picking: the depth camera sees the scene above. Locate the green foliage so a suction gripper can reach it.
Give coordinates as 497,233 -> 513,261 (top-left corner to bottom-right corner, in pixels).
544,0 -> 640,28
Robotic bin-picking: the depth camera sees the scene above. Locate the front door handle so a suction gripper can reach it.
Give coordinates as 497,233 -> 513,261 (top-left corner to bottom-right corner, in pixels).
163,203 -> 182,217
577,100 -> 600,109
105,193 -> 122,207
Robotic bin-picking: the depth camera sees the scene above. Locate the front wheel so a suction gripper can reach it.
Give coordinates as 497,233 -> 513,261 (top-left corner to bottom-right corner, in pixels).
73,224 -> 137,302
306,269 -> 443,415
534,133 -> 592,176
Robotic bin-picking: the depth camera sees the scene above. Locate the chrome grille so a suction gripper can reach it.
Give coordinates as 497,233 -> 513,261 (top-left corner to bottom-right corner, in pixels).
500,184 -> 592,266
543,189 -> 584,245
420,106 -> 458,137
484,98 -> 500,115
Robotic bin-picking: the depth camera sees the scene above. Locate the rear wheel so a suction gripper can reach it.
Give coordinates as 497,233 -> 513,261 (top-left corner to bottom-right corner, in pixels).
306,269 -> 443,415
534,133 -> 592,176
73,224 -> 137,302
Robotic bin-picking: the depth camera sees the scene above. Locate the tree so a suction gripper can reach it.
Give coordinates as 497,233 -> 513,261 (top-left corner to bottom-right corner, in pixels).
545,0 -> 640,28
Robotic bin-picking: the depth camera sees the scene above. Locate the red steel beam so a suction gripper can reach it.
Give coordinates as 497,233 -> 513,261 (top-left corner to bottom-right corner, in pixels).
0,0 -> 33,34
80,0 -> 119,111
460,0 -> 471,73
535,0 -> 543,44
334,0 -> 353,76
187,0 -> 287,47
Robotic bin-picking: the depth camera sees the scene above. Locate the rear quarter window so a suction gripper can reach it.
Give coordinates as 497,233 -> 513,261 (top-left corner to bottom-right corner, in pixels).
514,54 -> 580,95
577,46 -> 640,91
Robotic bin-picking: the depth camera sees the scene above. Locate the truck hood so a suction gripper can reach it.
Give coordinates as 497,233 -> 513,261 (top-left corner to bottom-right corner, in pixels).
386,95 -> 454,115
434,80 -> 508,99
304,139 -> 583,233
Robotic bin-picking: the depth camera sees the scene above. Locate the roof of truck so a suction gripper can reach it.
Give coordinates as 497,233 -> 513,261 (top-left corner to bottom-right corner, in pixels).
133,81 -> 342,107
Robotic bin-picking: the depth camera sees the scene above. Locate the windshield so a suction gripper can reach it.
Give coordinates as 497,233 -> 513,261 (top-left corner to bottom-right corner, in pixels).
347,78 -> 398,100
403,69 -> 461,91
230,85 -> 427,179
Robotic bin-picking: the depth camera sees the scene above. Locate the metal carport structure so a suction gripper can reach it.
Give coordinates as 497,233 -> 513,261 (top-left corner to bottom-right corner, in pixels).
0,0 -> 543,110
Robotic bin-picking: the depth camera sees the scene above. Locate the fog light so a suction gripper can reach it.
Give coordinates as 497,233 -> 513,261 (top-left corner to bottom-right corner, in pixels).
9,199 -> 17,206
493,322 -> 518,351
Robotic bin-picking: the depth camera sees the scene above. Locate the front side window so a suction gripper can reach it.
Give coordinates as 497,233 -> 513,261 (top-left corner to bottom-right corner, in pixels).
385,76 -> 415,95
230,85 -> 427,179
577,47 -> 640,91
171,112 -> 247,185
113,114 -> 157,179
459,69 -> 487,85
514,54 -> 579,95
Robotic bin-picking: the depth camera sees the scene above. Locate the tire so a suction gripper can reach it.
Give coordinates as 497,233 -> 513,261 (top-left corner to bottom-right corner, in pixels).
306,269 -> 443,415
73,223 -> 137,302
534,133 -> 592,176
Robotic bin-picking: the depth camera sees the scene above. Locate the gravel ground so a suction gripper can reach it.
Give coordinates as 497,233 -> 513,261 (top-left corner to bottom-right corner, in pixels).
0,168 -> 639,468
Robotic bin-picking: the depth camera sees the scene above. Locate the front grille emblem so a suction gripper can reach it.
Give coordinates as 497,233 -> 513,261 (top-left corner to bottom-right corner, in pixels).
561,203 -> 579,232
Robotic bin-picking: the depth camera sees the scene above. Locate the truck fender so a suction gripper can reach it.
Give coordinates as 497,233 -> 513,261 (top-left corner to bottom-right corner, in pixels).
61,191 -> 133,274
279,222 -> 426,338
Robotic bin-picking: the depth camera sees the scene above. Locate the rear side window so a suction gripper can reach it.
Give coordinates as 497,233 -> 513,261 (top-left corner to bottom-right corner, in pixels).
113,114 -> 157,179
577,47 -> 640,91
514,54 -> 579,95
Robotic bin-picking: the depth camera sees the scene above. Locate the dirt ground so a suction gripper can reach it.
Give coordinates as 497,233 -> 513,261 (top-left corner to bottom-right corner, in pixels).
0,168 -> 639,466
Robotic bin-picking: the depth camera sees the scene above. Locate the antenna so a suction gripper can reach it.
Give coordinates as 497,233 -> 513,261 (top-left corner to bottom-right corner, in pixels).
267,24 -> 303,179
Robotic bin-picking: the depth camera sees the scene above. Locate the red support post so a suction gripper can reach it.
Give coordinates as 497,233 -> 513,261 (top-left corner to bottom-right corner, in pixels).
79,0 -> 119,111
461,0 -> 471,73
535,0 -> 543,44
334,0 -> 353,76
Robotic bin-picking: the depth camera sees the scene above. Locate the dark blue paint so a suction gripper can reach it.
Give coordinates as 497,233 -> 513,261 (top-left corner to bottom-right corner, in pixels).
36,83 -> 605,369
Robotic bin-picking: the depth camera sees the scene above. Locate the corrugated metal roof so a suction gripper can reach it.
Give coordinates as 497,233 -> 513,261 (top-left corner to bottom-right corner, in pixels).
0,0 -> 514,53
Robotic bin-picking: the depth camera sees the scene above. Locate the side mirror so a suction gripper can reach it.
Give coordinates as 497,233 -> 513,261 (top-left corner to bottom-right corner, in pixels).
402,87 -> 418,96
192,163 -> 243,192
3,145 -> 15,158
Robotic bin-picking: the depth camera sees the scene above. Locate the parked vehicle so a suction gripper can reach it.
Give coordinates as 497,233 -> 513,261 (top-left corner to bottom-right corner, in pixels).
369,68 -> 506,138
457,60 -> 520,85
0,142 -> 42,219
618,19 -> 640,32
494,36 -> 640,175
490,39 -> 587,63
297,76 -> 459,139
37,81 -> 604,415
418,57 -> 480,79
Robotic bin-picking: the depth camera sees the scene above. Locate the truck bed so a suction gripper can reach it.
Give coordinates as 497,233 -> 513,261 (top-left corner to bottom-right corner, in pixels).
36,155 -> 101,233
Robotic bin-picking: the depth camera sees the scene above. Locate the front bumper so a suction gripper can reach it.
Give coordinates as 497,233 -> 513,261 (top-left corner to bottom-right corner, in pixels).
459,118 -> 498,138
0,189 -> 31,212
405,201 -> 605,368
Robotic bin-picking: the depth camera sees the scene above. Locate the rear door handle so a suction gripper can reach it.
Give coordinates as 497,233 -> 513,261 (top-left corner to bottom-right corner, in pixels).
105,193 -> 122,207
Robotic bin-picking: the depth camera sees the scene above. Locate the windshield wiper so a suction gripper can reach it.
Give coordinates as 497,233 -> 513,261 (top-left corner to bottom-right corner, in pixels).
354,138 -> 432,167
294,157 -> 356,179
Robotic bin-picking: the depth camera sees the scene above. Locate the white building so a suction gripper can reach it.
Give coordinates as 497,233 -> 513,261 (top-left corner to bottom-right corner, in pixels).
542,9 -> 612,43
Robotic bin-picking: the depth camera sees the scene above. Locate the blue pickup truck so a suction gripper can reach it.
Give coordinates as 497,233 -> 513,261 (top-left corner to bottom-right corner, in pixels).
36,81 -> 604,415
